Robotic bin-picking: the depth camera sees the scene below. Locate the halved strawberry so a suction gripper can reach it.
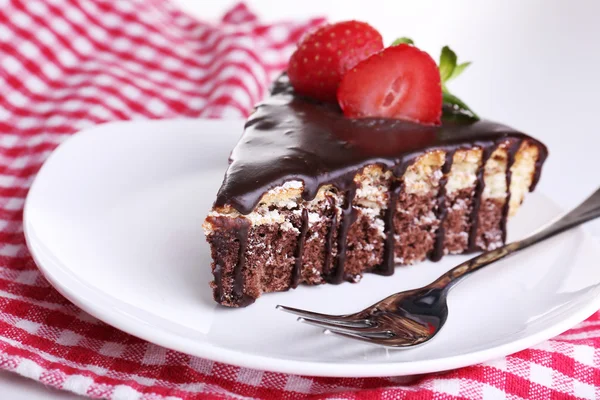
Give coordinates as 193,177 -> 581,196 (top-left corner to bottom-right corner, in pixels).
337,44 -> 443,125
288,21 -> 383,102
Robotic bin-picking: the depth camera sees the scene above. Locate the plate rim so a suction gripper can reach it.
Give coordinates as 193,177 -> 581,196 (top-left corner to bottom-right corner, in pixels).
23,118 -> 600,377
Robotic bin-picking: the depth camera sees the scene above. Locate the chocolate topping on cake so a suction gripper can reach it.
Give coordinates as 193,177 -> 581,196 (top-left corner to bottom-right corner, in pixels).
215,75 -> 547,214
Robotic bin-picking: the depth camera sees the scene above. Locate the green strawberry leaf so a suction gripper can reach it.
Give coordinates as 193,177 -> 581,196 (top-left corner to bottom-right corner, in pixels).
442,90 -> 479,120
391,37 -> 414,46
438,45 -> 478,120
439,46 -> 457,83
447,61 -> 471,82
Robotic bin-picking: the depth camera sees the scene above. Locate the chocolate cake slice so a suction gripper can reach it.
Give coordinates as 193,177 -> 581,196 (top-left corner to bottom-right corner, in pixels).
203,75 -> 547,307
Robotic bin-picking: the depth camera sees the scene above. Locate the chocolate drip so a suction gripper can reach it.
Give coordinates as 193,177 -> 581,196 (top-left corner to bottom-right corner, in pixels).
500,140 -> 523,243
467,145 -> 495,251
291,209 -> 309,288
208,216 -> 254,306
430,149 -> 456,261
530,143 -> 548,191
379,180 -> 403,276
207,217 -> 255,307
232,219 -> 254,307
213,257 -> 224,304
323,196 -> 338,276
328,187 -> 358,284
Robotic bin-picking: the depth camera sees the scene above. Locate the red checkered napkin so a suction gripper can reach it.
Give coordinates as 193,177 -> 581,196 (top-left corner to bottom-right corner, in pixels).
0,1 -> 599,399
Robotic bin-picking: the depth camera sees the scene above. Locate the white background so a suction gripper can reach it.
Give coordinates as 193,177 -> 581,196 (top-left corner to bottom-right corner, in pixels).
4,0 -> 600,398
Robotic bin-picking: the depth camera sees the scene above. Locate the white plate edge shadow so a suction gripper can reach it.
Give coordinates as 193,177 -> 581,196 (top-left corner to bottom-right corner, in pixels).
23,118 -> 600,378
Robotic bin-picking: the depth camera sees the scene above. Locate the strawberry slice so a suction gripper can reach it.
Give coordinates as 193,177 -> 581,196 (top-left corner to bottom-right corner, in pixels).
337,44 -> 443,125
288,21 -> 383,102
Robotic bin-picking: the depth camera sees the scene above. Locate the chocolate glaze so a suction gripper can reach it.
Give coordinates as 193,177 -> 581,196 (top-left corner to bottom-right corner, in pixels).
430,150 -> 456,261
322,196 -> 337,277
291,209 -> 309,288
232,219 -> 254,307
500,140 -> 523,243
211,74 -> 548,304
212,244 -> 225,304
329,186 -> 358,284
215,76 -> 546,214
379,181 -> 402,276
467,146 -> 494,251
208,216 -> 255,307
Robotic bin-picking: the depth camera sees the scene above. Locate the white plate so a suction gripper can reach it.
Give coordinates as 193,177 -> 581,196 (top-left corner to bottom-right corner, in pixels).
24,119 -> 600,377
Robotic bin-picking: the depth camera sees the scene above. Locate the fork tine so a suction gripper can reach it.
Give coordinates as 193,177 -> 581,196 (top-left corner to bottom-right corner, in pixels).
298,317 -> 392,338
324,329 -> 390,345
276,305 -> 370,328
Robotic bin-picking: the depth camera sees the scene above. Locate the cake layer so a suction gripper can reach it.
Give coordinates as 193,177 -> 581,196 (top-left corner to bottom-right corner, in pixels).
204,139 -> 542,307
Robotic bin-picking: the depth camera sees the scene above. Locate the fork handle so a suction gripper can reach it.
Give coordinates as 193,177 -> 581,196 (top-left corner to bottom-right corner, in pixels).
430,187 -> 600,290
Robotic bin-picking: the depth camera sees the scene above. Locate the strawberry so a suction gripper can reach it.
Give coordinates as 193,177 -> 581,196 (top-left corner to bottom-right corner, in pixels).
337,44 -> 443,125
288,21 -> 383,102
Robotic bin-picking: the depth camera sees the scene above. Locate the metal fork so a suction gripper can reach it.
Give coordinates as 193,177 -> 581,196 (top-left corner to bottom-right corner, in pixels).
277,187 -> 600,348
